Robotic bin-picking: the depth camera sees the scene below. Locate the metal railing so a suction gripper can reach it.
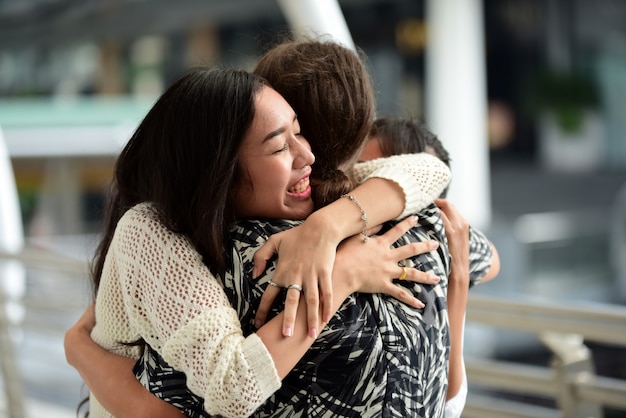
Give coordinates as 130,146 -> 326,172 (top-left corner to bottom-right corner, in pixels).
0,248 -> 88,418
0,289 -> 25,418
464,294 -> 626,418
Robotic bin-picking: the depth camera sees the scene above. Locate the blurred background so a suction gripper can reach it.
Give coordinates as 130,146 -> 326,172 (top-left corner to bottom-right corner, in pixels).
0,0 -> 625,417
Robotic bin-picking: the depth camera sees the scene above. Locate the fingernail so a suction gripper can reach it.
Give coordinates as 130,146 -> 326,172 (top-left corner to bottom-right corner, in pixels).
429,274 -> 440,283
409,215 -> 418,225
429,240 -> 439,250
309,328 -> 318,338
415,301 -> 425,309
283,327 -> 293,337
255,319 -> 263,329
252,266 -> 260,279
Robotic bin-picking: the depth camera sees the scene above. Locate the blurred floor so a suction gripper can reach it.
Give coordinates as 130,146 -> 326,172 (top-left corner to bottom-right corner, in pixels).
1,160 -> 626,417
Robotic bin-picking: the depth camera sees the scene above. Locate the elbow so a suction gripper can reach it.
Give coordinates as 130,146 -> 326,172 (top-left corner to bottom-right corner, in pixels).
482,243 -> 501,283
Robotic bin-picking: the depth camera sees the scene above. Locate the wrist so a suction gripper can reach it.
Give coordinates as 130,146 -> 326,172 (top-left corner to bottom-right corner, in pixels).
331,252 -> 359,297
305,209 -> 344,245
340,194 -> 369,242
332,279 -> 355,307
448,267 -> 470,288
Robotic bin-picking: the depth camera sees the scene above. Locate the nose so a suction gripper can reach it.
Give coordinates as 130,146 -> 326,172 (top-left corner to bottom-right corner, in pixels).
292,135 -> 315,168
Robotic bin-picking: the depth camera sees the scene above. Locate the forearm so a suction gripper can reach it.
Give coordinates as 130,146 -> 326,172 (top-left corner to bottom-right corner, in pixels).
256,272 -> 354,378
446,268 -> 469,400
304,177 -> 404,244
92,362 -> 183,418
67,334 -> 183,418
309,152 -> 454,242
345,177 -> 405,227
350,153 -> 452,218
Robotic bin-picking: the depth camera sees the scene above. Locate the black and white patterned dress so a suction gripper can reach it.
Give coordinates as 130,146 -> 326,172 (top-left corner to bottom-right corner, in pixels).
135,205 -> 493,418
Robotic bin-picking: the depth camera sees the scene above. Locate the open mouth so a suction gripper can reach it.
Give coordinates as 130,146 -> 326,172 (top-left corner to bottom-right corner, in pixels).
288,176 -> 310,195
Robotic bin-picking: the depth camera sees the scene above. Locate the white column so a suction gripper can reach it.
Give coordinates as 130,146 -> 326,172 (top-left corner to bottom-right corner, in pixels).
425,0 -> 491,229
0,125 -> 26,325
0,125 -> 25,417
277,0 -> 355,51
0,126 -> 23,255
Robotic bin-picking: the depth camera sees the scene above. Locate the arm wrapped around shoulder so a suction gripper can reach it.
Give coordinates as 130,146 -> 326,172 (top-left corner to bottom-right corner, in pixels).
348,153 -> 452,219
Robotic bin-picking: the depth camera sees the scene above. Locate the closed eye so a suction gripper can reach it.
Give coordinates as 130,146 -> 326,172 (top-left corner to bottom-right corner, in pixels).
273,143 -> 288,154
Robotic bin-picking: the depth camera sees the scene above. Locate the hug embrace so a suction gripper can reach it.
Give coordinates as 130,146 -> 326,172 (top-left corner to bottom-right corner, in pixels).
65,39 -> 499,418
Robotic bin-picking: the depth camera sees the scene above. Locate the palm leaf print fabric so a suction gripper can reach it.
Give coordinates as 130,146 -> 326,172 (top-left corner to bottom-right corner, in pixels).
134,204 -> 493,418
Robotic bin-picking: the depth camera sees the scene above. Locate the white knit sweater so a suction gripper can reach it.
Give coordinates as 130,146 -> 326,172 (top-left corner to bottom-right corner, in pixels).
349,152 -> 452,219
89,152 -> 451,418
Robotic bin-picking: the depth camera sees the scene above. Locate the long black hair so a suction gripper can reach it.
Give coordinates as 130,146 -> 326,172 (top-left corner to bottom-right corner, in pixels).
91,67 -> 267,294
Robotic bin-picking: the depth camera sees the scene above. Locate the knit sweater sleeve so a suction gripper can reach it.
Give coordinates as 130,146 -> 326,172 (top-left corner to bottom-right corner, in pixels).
348,153 -> 452,219
110,204 -> 280,418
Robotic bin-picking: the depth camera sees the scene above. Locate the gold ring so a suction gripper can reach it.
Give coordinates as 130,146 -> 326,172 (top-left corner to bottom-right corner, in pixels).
399,266 -> 407,281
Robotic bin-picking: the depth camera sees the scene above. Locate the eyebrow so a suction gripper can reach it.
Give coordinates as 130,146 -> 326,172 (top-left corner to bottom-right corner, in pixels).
262,114 -> 298,143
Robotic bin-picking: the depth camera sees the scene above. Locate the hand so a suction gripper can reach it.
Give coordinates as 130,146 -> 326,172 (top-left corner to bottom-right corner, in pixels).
64,302 -> 96,368
253,221 -> 337,338
335,215 -> 440,309
435,199 -> 470,286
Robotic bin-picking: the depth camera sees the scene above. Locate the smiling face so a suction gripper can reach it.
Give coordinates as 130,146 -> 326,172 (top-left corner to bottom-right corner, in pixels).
233,86 -> 316,220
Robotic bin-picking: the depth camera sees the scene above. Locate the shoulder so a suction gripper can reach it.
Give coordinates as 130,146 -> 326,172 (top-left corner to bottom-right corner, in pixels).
120,202 -> 160,225
468,225 -> 492,258
468,225 -> 491,247
114,202 -> 191,254
116,202 -> 169,236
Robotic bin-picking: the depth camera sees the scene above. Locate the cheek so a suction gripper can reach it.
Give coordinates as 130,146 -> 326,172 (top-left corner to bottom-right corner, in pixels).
266,158 -> 295,186
248,162 -> 287,194
235,163 -> 286,215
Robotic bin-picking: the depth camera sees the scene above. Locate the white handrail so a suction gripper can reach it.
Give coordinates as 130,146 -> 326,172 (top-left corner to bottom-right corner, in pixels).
467,294 -> 626,345
466,294 -> 626,416
0,124 -> 26,418
0,248 -> 88,273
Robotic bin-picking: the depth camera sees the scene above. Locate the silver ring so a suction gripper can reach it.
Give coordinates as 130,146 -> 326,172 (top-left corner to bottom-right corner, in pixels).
269,280 -> 302,292
286,284 -> 303,292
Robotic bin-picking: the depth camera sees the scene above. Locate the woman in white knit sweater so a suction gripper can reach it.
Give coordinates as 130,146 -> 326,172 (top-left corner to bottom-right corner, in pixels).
65,60 -> 452,417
